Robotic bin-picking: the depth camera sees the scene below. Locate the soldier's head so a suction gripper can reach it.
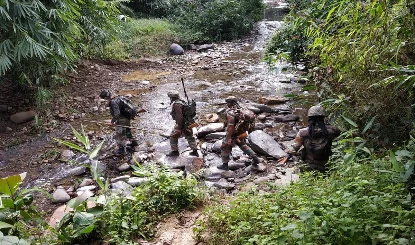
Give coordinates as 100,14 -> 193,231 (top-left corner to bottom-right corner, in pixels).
167,90 -> 180,102
99,89 -> 111,100
307,105 -> 326,118
225,96 -> 238,108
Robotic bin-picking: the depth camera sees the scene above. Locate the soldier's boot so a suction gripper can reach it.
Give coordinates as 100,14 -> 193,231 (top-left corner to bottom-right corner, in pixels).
251,156 -> 266,172
166,150 -> 180,157
217,163 -> 229,171
189,149 -> 199,157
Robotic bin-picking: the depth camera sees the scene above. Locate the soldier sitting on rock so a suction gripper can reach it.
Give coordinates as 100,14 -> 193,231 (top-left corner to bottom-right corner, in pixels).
217,96 -> 265,172
166,90 -> 199,157
99,89 -> 144,156
287,105 -> 341,171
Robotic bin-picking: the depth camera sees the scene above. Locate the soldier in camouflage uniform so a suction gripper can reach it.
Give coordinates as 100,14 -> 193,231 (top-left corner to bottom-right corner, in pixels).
217,96 -> 265,171
167,90 -> 199,157
289,105 -> 341,171
100,89 -> 137,155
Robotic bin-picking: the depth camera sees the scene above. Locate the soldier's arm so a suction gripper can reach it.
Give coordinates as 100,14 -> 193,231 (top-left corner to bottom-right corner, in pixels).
225,114 -> 235,143
173,103 -> 184,129
110,100 -> 120,124
288,131 -> 304,153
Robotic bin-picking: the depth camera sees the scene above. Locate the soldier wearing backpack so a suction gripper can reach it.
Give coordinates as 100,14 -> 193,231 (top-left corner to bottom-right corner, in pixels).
99,89 -> 144,155
217,96 -> 265,172
166,90 -> 199,157
288,105 -> 341,171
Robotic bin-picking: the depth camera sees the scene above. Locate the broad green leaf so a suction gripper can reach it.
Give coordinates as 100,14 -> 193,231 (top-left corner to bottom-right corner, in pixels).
71,126 -> 90,150
302,85 -> 316,91
0,221 -> 13,229
67,191 -> 93,209
280,223 -> 297,230
362,116 -> 375,134
89,140 -> 104,159
341,115 -> 358,127
283,93 -> 297,98
73,212 -> 94,231
344,153 -> 355,165
87,206 -> 103,216
390,151 -> 401,172
0,174 -> 24,196
402,162 -> 414,182
54,138 -> 88,154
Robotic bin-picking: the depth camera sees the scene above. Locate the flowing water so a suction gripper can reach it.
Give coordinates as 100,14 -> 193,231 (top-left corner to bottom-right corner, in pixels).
4,1 -> 317,188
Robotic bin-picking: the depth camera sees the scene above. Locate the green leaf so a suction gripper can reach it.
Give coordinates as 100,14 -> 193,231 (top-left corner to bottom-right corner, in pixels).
89,140 -> 104,159
390,151 -> 401,172
302,85 -> 316,91
71,126 -> 90,150
67,191 -> 93,209
402,162 -> 414,182
73,212 -> 94,231
0,173 -> 25,196
362,116 -> 375,134
280,223 -> 297,230
0,221 -> 13,229
341,115 -> 358,127
54,138 -> 88,154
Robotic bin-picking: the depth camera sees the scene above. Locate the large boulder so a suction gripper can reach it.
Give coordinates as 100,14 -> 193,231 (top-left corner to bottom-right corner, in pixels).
197,123 -> 225,137
248,130 -> 287,159
169,43 -> 184,55
10,111 -> 36,123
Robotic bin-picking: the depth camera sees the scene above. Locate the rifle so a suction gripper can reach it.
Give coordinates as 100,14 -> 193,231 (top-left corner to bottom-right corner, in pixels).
86,120 -> 140,129
181,78 -> 190,104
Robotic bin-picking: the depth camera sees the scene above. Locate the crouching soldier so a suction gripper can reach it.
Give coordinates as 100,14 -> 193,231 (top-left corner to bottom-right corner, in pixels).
217,96 -> 265,172
288,105 -> 341,171
167,90 -> 199,157
99,89 -> 144,155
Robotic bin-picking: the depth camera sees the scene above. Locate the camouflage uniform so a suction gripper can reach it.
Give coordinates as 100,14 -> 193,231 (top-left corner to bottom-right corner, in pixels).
110,97 -> 133,145
291,105 -> 341,171
167,90 -> 198,156
100,89 -> 134,155
218,96 -> 261,170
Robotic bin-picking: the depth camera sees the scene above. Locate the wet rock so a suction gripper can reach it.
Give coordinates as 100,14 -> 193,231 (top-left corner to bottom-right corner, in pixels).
247,106 -> 261,114
231,147 -> 244,160
220,170 -> 236,179
184,156 -> 204,174
280,140 -> 295,151
127,177 -> 148,186
90,160 -> 106,176
253,176 -> 269,184
111,175 -> 131,183
60,150 -> 75,161
77,185 -> 96,192
52,187 -> 70,203
279,78 -> 291,83
213,178 -> 235,190
205,132 -> 226,140
248,130 -> 287,159
111,181 -> 133,197
197,123 -> 224,137
131,152 -> 148,163
204,166 -> 227,181
255,123 -> 266,130
10,111 -> 36,123
204,113 -> 219,123
76,189 -> 94,198
169,43 -> 184,55
274,114 -> 300,122
157,155 -> 187,169
197,44 -> 214,52
275,169 -> 299,185
79,178 -> 94,187
154,138 -> 189,155
65,166 -> 86,177
257,114 -> 267,121
228,161 -> 245,170
290,77 -> 309,84
204,153 -> 222,168
211,140 -> 223,153
258,97 -> 288,105
248,103 -> 273,113
117,163 -> 131,172
252,163 -> 267,172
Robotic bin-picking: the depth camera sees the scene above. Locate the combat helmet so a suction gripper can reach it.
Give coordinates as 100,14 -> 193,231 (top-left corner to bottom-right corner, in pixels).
307,105 -> 326,117
225,96 -> 238,104
167,90 -> 180,99
99,89 -> 111,99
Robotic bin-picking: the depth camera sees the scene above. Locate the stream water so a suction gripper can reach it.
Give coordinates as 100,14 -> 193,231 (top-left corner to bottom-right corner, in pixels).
5,1 -> 317,188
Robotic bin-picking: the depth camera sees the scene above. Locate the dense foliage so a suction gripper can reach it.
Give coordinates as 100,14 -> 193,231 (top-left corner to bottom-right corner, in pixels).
195,129 -> 415,244
266,0 -> 415,146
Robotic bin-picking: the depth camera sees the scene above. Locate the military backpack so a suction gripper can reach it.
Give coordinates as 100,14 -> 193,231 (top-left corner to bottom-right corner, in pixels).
234,108 -> 256,134
119,97 -> 138,120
